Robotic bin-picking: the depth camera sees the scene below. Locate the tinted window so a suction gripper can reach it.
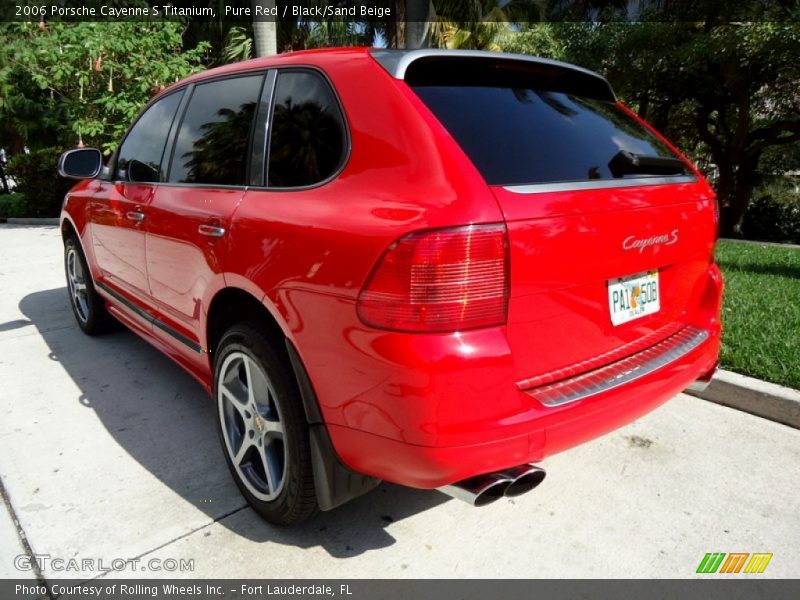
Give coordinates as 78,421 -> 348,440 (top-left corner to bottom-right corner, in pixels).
411,85 -> 685,186
116,90 -> 183,183
267,71 -> 346,187
169,75 -> 263,185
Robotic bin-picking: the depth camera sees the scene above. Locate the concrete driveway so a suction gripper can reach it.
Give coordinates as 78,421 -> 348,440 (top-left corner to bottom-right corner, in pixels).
1,224 -> 798,580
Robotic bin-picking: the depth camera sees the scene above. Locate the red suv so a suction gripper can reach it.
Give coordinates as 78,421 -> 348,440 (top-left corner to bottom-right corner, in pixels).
58,48 -> 722,524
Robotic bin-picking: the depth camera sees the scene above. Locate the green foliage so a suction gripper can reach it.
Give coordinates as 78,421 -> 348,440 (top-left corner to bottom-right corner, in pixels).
6,148 -> 73,217
300,21 -> 364,49
760,142 -> 800,176
742,183 -> 800,245
224,26 -> 254,62
428,0 -> 544,50
222,18 -> 374,63
0,192 -> 29,219
0,22 -> 209,154
498,24 -> 564,58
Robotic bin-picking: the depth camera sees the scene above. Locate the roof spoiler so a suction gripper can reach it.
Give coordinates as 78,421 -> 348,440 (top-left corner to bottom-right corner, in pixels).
369,48 -> 616,103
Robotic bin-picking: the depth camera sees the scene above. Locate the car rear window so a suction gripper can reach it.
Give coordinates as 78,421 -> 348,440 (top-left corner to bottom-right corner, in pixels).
408,62 -> 686,187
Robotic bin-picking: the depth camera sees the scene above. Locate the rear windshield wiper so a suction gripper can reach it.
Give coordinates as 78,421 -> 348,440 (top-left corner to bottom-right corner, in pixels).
608,150 -> 687,178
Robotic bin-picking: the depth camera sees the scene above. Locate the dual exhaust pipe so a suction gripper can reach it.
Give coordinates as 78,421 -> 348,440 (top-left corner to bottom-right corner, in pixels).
438,464 -> 546,507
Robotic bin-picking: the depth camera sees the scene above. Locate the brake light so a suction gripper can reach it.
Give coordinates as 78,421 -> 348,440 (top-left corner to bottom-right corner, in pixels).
357,224 -> 509,332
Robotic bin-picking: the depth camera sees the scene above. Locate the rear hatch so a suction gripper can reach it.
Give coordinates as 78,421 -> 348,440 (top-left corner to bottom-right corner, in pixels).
406,55 -> 717,382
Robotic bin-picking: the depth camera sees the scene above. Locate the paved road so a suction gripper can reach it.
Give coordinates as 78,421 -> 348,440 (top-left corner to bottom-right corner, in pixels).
1,224 -> 798,580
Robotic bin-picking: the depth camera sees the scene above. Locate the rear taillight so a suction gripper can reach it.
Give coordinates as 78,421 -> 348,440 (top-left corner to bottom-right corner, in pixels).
357,224 -> 509,333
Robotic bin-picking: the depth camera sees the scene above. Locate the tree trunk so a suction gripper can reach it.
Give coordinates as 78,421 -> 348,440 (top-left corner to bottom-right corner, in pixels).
649,102 -> 671,135
252,1 -> 277,57
637,91 -> 650,120
389,0 -> 405,48
716,153 -> 760,237
404,0 -> 433,48
0,161 -> 9,195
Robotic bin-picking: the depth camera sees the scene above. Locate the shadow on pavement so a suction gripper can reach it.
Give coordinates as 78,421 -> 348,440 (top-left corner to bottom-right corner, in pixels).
20,287 -> 447,558
0,318 -> 33,333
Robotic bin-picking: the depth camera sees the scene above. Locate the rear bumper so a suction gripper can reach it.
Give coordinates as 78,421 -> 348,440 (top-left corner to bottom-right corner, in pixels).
320,261 -> 723,489
329,327 -> 720,488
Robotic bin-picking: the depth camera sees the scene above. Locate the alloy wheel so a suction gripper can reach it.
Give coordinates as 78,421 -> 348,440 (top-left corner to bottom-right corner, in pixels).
217,351 -> 287,501
66,246 -> 89,323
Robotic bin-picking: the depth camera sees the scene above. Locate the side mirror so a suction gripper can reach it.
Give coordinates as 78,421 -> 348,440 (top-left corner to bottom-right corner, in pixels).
58,148 -> 103,180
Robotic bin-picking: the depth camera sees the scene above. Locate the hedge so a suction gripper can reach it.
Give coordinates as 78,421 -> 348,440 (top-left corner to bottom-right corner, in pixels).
5,148 -> 73,218
741,184 -> 800,245
0,192 -> 29,218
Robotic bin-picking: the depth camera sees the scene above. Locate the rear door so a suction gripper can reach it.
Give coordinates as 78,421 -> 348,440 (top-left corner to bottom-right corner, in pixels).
408,58 -> 717,381
145,72 -> 267,366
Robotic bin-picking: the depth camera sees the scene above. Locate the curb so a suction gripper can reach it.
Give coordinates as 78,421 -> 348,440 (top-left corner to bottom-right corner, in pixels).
0,218 -> 59,225
686,369 -> 800,430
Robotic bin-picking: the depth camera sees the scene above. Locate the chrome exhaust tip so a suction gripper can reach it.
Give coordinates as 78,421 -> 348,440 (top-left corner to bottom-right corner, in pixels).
499,464 -> 546,497
438,474 -> 513,507
687,364 -> 718,393
687,379 -> 712,392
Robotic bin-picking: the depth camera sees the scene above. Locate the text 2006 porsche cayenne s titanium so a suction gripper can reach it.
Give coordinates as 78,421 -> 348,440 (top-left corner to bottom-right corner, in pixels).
58,48 -> 722,524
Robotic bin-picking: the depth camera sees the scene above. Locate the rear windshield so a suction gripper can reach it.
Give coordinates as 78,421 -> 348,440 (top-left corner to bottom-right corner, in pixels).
411,82 -> 687,187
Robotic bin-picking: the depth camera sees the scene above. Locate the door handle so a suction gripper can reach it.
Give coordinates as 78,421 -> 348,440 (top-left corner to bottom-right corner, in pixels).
198,224 -> 225,238
126,211 -> 145,222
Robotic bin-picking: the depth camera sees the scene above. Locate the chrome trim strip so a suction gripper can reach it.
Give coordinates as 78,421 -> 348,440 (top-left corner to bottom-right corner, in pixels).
197,224 -> 226,238
525,326 -> 709,407
96,281 -> 203,354
503,175 -> 697,195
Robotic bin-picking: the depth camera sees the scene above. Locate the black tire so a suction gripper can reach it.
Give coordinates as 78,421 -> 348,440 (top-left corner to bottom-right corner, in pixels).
63,236 -> 117,335
213,323 -> 318,525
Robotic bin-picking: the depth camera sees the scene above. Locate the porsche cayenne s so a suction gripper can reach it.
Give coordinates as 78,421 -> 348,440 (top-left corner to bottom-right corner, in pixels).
58,48 -> 722,524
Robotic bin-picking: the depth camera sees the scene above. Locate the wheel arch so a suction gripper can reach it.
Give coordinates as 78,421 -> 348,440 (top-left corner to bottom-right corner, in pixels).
204,285 -> 380,510
60,215 -> 99,285
204,285 -> 318,423
61,217 -> 78,241
205,286 -> 287,366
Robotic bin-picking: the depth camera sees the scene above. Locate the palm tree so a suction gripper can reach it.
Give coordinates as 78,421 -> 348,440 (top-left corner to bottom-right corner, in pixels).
404,0 -> 435,48
427,1 -> 545,51
252,1 -> 277,56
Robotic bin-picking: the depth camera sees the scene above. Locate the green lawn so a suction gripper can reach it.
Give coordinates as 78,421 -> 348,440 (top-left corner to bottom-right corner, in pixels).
715,240 -> 800,389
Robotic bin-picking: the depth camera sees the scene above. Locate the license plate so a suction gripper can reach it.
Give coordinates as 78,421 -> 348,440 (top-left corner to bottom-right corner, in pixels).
607,270 -> 660,325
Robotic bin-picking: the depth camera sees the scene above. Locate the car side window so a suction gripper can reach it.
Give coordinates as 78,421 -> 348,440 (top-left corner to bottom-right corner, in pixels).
115,90 -> 184,183
267,71 -> 347,188
168,75 -> 263,186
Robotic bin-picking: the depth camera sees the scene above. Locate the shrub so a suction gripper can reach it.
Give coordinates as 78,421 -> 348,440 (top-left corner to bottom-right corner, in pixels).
0,192 -> 30,218
5,148 -> 73,217
741,184 -> 800,245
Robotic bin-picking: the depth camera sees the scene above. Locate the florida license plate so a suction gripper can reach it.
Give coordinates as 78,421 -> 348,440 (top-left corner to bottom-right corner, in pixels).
608,270 -> 660,325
